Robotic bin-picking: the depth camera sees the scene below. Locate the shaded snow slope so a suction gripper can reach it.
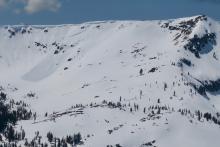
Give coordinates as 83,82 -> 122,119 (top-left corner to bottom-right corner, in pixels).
0,15 -> 220,147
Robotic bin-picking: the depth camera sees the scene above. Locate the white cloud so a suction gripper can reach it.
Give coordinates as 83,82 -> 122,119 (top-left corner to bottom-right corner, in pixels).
0,0 -> 61,13
0,0 -> 8,7
23,0 -> 61,14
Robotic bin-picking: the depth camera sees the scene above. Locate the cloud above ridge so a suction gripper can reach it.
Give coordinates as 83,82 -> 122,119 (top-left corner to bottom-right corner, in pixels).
0,0 -> 61,13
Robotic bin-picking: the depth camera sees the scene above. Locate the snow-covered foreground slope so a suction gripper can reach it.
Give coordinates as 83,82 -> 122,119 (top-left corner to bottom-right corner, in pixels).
1,15 -> 220,147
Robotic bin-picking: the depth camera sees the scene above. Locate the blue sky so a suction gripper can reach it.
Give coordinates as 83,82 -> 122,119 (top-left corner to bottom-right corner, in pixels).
0,0 -> 219,25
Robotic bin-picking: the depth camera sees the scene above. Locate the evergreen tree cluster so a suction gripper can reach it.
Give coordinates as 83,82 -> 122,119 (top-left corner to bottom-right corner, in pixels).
46,132 -> 83,147
178,108 -> 220,125
0,91 -> 33,143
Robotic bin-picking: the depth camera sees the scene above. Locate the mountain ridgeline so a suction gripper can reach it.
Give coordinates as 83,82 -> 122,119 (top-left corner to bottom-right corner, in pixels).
0,15 -> 220,147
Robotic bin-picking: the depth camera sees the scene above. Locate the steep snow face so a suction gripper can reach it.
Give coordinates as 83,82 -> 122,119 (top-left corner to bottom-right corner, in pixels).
0,15 -> 220,147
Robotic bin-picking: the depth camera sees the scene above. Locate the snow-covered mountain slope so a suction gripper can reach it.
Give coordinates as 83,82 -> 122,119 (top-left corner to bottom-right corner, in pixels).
1,15 -> 220,147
